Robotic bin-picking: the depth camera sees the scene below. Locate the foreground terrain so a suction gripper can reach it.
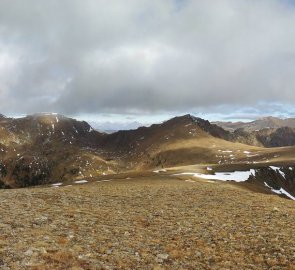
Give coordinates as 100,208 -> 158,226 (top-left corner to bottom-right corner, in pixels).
0,175 -> 294,270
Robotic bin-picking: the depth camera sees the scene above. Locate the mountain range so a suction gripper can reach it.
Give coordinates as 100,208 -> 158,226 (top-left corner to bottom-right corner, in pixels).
214,116 -> 295,147
214,116 -> 295,131
0,113 -> 294,199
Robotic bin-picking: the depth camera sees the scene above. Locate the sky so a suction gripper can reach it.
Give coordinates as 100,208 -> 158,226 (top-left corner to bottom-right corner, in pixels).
0,0 -> 295,129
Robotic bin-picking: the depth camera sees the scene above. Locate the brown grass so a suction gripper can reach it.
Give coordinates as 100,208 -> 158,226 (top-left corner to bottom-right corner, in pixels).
0,175 -> 294,269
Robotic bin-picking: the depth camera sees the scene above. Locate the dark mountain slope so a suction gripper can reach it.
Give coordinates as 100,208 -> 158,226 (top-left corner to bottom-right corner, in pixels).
255,127 -> 295,147
214,116 -> 295,147
0,113 -> 118,187
247,166 -> 295,199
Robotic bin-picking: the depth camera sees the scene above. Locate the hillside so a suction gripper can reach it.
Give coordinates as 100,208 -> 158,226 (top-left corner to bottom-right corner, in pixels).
0,175 -> 294,270
100,115 -> 235,168
0,113 -> 245,187
0,113 -> 294,199
0,113 -> 120,188
214,117 -> 295,147
255,127 -> 295,147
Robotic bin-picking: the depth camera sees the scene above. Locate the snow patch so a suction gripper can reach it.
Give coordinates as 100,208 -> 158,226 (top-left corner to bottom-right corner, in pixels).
264,182 -> 295,200
174,170 -> 256,182
97,179 -> 112,183
270,166 -> 286,178
247,154 -> 259,157
279,189 -> 295,200
74,180 -> 88,184
52,183 -> 62,186
153,169 -> 167,173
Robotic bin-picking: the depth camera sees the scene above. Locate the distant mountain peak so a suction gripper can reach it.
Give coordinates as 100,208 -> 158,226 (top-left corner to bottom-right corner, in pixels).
163,114 -> 205,124
215,116 -> 295,132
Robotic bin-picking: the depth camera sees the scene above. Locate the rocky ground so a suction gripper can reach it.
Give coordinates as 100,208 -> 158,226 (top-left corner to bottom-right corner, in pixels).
0,175 -> 295,270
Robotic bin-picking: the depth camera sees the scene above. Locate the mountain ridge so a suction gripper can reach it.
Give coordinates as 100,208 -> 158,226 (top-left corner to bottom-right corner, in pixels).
214,116 -> 295,132
0,112 -> 294,194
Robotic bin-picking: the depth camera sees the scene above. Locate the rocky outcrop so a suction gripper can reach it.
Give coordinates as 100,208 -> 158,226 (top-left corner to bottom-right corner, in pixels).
248,166 -> 295,198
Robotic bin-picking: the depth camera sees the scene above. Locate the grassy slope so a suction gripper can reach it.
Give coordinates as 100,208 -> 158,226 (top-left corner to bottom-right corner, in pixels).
0,176 -> 294,270
141,135 -> 295,170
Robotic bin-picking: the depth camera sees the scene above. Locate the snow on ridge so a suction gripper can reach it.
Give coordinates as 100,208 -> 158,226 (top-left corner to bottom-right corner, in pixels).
247,154 -> 259,157
270,166 -> 286,179
270,166 -> 280,171
52,183 -> 62,187
153,169 -> 167,173
97,179 -> 112,183
264,182 -> 295,200
52,182 -> 62,186
194,170 -> 256,182
174,169 -> 256,182
279,188 -> 295,200
74,180 -> 88,184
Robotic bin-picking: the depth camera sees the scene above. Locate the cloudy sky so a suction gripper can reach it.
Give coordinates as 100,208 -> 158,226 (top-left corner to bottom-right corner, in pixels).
0,0 -> 295,128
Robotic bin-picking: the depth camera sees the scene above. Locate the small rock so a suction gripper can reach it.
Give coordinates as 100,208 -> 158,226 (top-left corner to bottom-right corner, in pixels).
33,216 -> 48,225
24,248 -> 33,257
124,231 -> 130,237
106,249 -> 112,255
195,251 -> 202,258
272,207 -> 279,212
156,253 -> 169,263
36,247 -> 47,255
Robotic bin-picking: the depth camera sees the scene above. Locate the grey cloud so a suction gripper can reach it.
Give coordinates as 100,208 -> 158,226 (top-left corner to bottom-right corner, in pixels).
0,0 -> 295,117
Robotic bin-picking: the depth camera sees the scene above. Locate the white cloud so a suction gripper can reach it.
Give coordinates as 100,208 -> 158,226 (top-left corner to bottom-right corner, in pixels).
0,0 -> 294,118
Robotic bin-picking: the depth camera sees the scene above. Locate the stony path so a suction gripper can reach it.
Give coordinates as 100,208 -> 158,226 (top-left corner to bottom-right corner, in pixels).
0,177 -> 295,269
